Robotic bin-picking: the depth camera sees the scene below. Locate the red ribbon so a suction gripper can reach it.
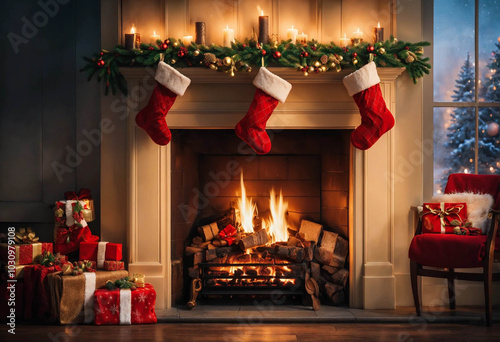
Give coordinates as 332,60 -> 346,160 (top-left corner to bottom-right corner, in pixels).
64,188 -> 92,201
219,224 -> 237,238
55,226 -> 82,244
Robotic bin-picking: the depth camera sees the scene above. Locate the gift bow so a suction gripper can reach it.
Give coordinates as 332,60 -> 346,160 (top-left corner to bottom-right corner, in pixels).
423,204 -> 465,228
14,227 -> 39,244
64,188 -> 92,201
55,226 -> 81,244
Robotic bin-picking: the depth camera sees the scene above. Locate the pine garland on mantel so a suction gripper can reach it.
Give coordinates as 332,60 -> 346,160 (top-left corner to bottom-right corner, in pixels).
81,36 -> 430,95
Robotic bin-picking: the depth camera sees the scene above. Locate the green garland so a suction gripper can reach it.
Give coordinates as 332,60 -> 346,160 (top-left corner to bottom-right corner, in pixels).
81,36 -> 430,96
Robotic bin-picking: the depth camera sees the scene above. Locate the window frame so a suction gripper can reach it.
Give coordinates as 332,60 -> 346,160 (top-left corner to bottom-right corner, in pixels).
423,0 -> 500,198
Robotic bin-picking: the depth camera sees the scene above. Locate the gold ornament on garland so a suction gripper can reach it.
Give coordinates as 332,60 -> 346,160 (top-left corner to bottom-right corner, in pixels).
223,56 -> 233,66
170,58 -> 177,64
193,49 -> 200,57
378,47 -> 386,54
209,64 -> 217,70
308,66 -> 315,73
313,61 -> 321,68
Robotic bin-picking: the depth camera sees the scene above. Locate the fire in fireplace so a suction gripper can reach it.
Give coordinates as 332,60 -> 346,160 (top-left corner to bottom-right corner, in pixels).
172,130 -> 352,310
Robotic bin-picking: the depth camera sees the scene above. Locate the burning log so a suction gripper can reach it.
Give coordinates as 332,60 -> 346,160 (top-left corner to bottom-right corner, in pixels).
288,247 -> 305,262
330,268 -> 349,288
287,236 -> 304,248
238,229 -> 269,250
216,245 -> 239,258
198,222 -> 219,241
275,245 -> 289,258
206,249 -> 217,261
298,220 -> 323,243
325,282 -> 345,306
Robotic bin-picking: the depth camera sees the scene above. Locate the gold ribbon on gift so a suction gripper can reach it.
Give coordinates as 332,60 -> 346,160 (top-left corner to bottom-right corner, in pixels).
132,273 -> 145,288
12,242 -> 43,264
14,227 -> 39,244
423,203 -> 465,232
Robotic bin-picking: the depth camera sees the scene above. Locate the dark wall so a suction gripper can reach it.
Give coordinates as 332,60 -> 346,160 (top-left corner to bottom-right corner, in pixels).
0,0 -> 101,241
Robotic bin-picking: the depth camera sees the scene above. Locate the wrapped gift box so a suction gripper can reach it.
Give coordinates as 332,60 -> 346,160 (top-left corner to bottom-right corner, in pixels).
0,242 -> 53,266
422,202 -> 468,234
23,264 -> 61,320
103,260 -> 125,271
79,242 -> 122,269
94,284 -> 157,325
53,226 -> 99,255
46,270 -> 128,324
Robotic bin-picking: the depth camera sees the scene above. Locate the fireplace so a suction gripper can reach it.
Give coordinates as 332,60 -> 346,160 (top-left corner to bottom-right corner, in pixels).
120,67 -> 404,310
169,129 -> 351,307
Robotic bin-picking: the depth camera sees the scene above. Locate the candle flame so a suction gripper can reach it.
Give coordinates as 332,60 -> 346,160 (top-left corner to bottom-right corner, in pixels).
292,25 -> 294,29
344,33 -> 347,38
357,28 -> 360,33
261,10 -> 264,15
226,25 -> 229,30
377,22 -> 381,28
153,30 -> 156,35
131,25 -> 135,34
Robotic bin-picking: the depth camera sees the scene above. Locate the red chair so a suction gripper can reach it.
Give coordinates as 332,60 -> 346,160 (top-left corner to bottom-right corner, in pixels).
409,174 -> 500,326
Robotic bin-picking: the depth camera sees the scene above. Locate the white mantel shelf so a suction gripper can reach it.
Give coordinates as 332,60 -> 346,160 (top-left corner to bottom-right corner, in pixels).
122,66 -> 405,310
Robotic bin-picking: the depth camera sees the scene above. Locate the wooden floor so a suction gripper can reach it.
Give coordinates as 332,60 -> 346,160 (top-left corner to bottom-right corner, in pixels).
2,323 -> 500,342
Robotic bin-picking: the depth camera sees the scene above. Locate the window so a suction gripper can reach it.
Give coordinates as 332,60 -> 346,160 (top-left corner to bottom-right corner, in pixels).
432,0 -> 500,193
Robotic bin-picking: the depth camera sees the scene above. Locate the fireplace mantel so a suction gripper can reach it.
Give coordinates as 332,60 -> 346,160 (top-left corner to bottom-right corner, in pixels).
120,66 -> 405,309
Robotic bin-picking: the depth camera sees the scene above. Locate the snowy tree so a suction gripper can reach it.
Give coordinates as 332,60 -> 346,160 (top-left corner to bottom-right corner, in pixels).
478,41 -> 500,174
439,53 -> 476,189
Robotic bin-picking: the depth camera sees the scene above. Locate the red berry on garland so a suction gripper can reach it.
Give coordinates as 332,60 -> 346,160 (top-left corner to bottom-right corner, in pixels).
367,45 -> 375,52
301,67 -> 307,72
97,59 -> 105,67
243,44 -> 247,48
99,51 -> 104,56
352,52 -> 358,57
261,49 -> 267,56
178,51 -> 185,57
273,51 -> 281,58
161,43 -> 168,50
405,46 -> 410,50
312,46 -> 317,51
148,46 -> 154,51
303,52 -> 309,57
164,39 -> 170,45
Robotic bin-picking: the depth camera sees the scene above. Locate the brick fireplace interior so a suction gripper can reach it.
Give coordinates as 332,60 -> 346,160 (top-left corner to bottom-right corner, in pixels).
169,129 -> 352,306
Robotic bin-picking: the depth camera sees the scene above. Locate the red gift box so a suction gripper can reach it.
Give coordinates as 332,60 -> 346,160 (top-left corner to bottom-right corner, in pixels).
422,202 -> 468,234
94,284 -> 157,325
0,242 -> 53,266
79,242 -> 122,269
54,226 -> 99,255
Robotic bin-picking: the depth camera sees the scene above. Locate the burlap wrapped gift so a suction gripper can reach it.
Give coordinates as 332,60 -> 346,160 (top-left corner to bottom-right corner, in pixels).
47,270 -> 128,324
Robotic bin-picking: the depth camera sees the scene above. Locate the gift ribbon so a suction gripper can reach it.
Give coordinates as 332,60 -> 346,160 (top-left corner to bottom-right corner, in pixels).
423,203 -> 464,233
84,272 -> 96,324
119,289 -> 132,324
13,242 -> 43,263
55,226 -> 81,244
97,242 -> 108,269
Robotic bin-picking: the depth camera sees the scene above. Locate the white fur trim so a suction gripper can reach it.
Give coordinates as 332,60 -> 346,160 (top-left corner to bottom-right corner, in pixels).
431,192 -> 494,233
253,67 -> 292,103
119,289 -> 132,325
83,272 -> 96,324
97,242 -> 108,269
65,200 -> 87,227
155,61 -> 191,96
342,61 -> 381,96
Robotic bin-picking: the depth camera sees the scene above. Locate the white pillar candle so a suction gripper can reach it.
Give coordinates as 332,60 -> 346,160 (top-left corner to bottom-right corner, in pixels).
287,25 -> 298,44
339,33 -> 350,48
352,28 -> 363,39
297,32 -> 308,44
150,30 -> 160,45
223,25 -> 234,47
182,35 -> 193,46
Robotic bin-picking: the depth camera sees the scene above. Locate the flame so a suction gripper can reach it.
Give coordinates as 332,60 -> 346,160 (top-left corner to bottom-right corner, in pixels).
377,22 -> 381,28
131,25 -> 136,34
265,188 -> 288,244
237,173 -> 257,233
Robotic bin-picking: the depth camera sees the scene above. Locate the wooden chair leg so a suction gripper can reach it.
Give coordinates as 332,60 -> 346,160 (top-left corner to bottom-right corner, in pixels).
484,259 -> 493,326
410,260 -> 421,316
447,268 -> 456,310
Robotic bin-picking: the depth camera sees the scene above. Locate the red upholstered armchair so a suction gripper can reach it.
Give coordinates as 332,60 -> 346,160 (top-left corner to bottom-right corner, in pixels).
409,174 -> 500,326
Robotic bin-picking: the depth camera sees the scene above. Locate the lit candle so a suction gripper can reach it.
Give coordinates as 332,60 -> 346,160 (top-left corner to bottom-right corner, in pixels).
339,33 -> 350,48
351,27 -> 363,46
125,26 -> 138,50
150,30 -> 160,45
195,22 -> 206,45
374,22 -> 384,43
297,32 -> 308,45
258,10 -> 269,44
182,35 -> 193,46
287,25 -> 298,44
223,25 -> 235,47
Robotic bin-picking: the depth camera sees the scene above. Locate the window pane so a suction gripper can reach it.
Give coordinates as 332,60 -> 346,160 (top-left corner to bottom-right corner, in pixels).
478,107 -> 500,173
479,0 -> 500,101
434,107 -> 476,194
434,0 -> 475,102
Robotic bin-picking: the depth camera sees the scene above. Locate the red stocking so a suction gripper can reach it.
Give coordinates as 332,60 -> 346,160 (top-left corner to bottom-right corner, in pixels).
135,61 -> 191,145
343,61 -> 394,150
235,68 -> 292,154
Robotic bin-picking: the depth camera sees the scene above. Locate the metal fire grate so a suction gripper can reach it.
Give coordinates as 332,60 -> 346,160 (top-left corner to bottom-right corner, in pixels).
199,262 -> 306,296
